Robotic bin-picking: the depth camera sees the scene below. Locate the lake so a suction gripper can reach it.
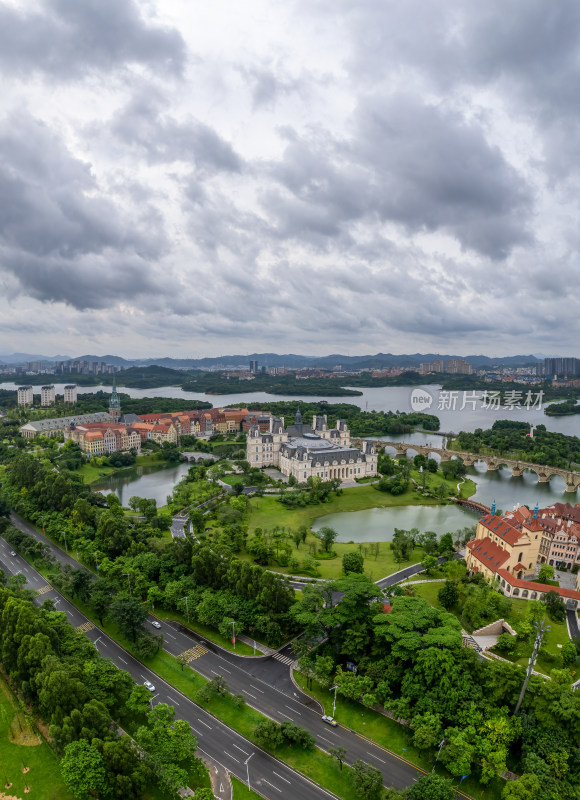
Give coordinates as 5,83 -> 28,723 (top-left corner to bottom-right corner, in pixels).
2,381 -> 579,436
92,461 -> 191,508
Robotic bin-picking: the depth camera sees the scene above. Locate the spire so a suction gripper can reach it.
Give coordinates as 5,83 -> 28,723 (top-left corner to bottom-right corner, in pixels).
295,409 -> 302,426
109,376 -> 121,420
491,499 -> 496,516
533,502 -> 539,519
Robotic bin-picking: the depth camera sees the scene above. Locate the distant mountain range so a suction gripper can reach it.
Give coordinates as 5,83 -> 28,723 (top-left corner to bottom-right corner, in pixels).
0,352 -> 542,369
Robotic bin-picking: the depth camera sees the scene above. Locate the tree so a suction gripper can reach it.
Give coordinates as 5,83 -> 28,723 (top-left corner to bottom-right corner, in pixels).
561,641 -> 577,669
126,684 -> 152,716
329,746 -> 347,770
407,773 -> 454,800
496,633 -> 517,654
438,533 -> 454,557
537,563 -> 555,583
109,595 -> 148,642
177,652 -> 190,671
343,551 -> 364,574
317,526 -> 338,553
543,590 -> 566,622
352,760 -> 383,800
421,555 -> 439,575
135,704 -> 198,793
501,773 -> 541,799
411,712 -> 442,750
194,790 -> 216,800
254,719 -> 284,749
60,740 -> 108,800
437,580 -> 459,610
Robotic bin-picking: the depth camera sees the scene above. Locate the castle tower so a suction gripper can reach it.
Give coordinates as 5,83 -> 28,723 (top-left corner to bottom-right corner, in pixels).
109,377 -> 121,422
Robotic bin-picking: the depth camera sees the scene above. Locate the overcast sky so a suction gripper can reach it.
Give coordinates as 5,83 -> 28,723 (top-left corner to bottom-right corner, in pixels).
0,0 -> 579,359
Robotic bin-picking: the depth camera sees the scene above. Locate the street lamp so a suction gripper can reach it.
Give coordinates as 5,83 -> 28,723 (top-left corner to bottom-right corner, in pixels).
181,596 -> 189,622
244,752 -> 255,791
123,573 -> 132,596
331,684 -> 338,718
432,739 -> 446,772
231,620 -> 236,649
62,531 -> 68,552
149,693 -> 158,709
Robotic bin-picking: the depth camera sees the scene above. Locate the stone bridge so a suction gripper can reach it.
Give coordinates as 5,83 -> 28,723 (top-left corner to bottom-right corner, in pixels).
366,440 -> 580,494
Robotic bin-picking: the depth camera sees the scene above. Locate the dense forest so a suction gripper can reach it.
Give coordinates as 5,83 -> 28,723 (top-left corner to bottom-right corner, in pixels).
452,420 -> 580,468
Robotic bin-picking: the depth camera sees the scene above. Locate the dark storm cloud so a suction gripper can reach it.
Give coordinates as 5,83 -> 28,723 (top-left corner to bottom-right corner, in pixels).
0,112 -> 165,308
0,0 -> 185,79
263,96 -> 533,258
107,92 -> 243,173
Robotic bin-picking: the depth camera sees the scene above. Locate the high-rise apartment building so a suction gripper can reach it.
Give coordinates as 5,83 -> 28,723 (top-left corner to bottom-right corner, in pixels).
40,385 -> 55,406
17,386 -> 34,406
544,357 -> 580,377
64,384 -> 78,403
446,358 -> 473,375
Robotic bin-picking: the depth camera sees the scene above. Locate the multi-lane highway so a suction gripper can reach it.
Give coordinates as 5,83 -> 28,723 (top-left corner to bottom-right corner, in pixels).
0,536 -> 340,800
4,513 -> 445,796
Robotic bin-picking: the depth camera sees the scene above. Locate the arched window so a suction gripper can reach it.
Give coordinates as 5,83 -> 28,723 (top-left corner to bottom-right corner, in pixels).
518,552 -> 523,562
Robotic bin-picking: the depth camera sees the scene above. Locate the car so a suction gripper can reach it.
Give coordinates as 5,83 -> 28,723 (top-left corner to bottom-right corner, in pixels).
151,620 -> 162,629
143,680 -> 156,692
321,715 -> 337,727
10,551 -> 16,557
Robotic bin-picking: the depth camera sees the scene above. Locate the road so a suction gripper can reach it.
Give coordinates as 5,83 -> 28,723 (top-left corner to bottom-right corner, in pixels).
6,513 -> 427,793
567,608 -> 580,640
0,537 -> 337,800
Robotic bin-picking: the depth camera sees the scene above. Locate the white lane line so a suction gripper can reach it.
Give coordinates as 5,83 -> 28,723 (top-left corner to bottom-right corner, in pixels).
163,632 -> 177,639
220,666 -> 231,674
250,685 -> 264,693
167,695 -> 180,706
190,726 -> 202,736
285,705 -> 300,715
198,719 -> 212,729
223,752 -> 240,764
262,779 -> 281,793
277,712 -> 293,720
243,690 -> 257,700
272,772 -> 291,785
318,735 -> 333,744
118,657 -> 128,664
233,744 -> 249,756
367,751 -> 386,764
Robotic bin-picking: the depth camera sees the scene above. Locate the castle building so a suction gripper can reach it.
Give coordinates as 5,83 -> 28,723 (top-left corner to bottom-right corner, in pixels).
246,411 -> 377,482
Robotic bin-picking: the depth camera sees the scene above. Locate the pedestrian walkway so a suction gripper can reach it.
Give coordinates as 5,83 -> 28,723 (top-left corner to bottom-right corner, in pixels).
36,583 -> 53,595
77,620 -> 95,632
236,633 -> 273,655
272,651 -> 296,667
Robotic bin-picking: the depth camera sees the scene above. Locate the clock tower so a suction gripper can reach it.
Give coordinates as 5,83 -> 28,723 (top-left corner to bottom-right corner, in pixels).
109,377 -> 121,422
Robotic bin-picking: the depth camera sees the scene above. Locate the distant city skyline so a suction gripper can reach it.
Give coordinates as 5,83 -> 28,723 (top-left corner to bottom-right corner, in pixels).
1,1 -> 579,356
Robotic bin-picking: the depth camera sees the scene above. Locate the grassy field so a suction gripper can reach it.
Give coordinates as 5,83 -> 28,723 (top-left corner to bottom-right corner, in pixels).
410,582 -> 571,675
152,609 -> 256,656
0,674 -> 73,800
292,672 -> 503,800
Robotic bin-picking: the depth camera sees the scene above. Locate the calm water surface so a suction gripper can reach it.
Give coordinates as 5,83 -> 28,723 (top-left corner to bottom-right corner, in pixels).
92,462 -> 191,507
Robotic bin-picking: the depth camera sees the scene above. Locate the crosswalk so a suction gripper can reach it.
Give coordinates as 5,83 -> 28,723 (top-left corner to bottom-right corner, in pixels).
77,621 -> 95,632
36,584 -> 53,595
178,644 -> 208,663
272,652 -> 296,666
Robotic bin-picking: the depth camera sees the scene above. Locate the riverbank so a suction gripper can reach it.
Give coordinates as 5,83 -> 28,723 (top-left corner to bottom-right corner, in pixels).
77,453 -> 172,485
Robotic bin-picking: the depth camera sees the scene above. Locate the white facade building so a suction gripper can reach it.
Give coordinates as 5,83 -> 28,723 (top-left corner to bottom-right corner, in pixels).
247,411 -> 377,482
64,384 -> 78,403
17,386 -> 34,406
40,385 -> 56,406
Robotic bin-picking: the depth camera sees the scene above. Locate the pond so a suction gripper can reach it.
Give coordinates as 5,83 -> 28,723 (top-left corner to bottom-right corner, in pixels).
312,504 -> 478,543
92,461 -> 191,507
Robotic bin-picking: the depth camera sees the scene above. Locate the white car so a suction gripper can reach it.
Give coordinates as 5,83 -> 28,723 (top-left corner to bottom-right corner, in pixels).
143,680 -> 156,692
151,620 -> 162,629
321,715 -> 337,727
10,551 -> 16,557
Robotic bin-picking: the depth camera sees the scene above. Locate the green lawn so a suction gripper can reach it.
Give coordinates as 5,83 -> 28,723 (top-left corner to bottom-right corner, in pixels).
153,609 -> 256,656
292,672 -> 504,800
232,774 -> 264,799
410,583 -> 571,675
0,674 -> 73,800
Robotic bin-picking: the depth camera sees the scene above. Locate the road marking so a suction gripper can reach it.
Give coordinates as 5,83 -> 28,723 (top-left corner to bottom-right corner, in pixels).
285,705 -> 300,715
166,695 -> 180,706
165,633 -> 177,640
77,621 -> 95,632
190,726 -> 201,736
178,645 -> 208,663
367,751 -> 386,764
223,752 -> 240,764
220,666 -> 231,674
277,712 -> 293,720
262,779 -> 281,792
272,772 -> 291,785
36,583 -> 53,595
198,719 -> 212,729
118,657 -> 128,664
233,744 -> 249,755
318,735 -> 333,744
243,691 -> 257,700
250,684 -> 264,693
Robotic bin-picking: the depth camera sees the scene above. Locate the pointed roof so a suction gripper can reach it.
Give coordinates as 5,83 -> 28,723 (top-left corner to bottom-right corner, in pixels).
109,377 -> 121,410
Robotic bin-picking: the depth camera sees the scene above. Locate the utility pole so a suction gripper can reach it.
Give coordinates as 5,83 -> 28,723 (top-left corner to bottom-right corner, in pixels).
231,620 -> 236,649
181,596 -> 189,622
514,620 -> 550,715
123,573 -> 132,596
331,684 -> 338,718
62,531 -> 68,552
